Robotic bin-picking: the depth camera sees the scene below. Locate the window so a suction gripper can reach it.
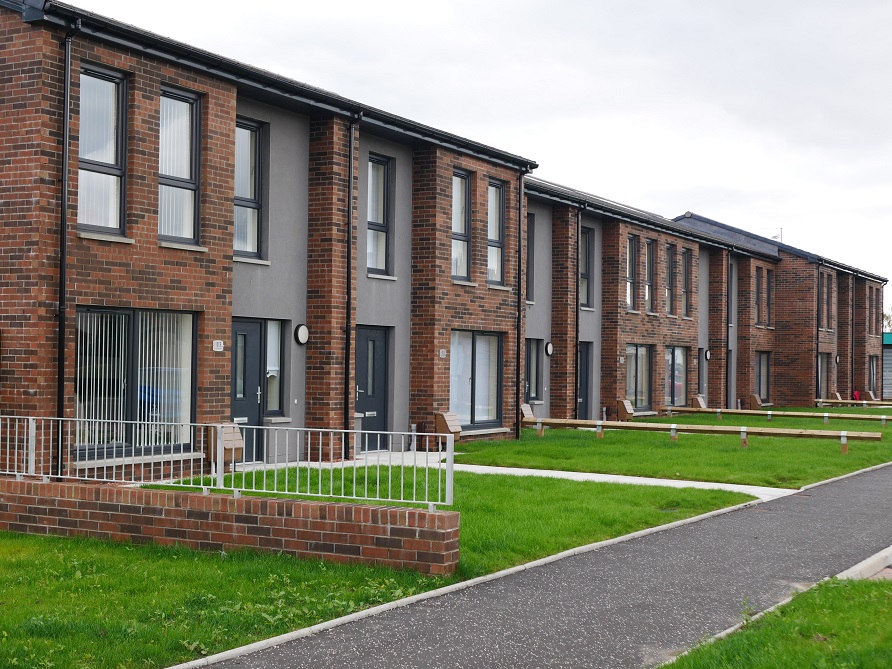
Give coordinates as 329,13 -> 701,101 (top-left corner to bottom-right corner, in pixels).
265,321 -> 283,413
755,352 -> 770,401
78,67 -> 126,231
869,355 -> 879,394
666,244 -> 677,315
450,331 -> 502,428
644,240 -> 655,312
579,227 -> 593,307
487,181 -> 505,284
366,154 -> 390,274
75,309 -> 194,456
234,120 -> 262,256
626,235 -> 639,310
525,339 -> 542,402
451,172 -> 470,279
868,285 -> 880,335
682,249 -> 692,317
766,270 -> 773,326
756,267 -> 763,325
526,213 -> 535,301
665,347 -> 687,407
625,344 -> 652,410
159,89 -> 199,242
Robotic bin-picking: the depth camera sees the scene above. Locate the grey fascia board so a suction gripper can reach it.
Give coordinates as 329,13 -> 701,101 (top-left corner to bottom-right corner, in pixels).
23,1 -> 536,170
1,0 -> 23,13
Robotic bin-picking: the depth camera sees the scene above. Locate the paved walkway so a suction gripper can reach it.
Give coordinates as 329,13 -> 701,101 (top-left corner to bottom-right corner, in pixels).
210,463 -> 892,669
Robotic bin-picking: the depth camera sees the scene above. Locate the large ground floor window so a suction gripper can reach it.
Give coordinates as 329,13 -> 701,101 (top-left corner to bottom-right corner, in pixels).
755,352 -> 770,401
75,309 -> 194,455
816,352 -> 831,400
869,355 -> 879,395
525,338 -> 542,403
626,344 -> 652,410
450,331 -> 502,428
664,346 -> 687,407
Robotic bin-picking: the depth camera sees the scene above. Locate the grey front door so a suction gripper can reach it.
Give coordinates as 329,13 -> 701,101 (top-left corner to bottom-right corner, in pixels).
356,327 -> 387,451
232,319 -> 263,461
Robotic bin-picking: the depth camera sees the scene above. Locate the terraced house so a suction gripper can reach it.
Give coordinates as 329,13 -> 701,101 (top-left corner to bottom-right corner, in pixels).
0,0 -> 885,473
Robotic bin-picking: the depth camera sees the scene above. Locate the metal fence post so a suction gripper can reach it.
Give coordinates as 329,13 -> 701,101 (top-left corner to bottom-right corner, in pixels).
444,433 -> 454,506
216,424 -> 225,489
27,418 -> 36,476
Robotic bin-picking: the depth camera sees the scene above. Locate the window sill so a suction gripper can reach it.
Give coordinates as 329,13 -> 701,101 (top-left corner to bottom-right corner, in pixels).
526,300 -> 535,306
666,314 -> 678,319
527,400 -> 545,406
580,306 -> 596,312
234,256 -> 271,266
627,309 -> 641,315
645,311 -> 659,317
461,427 -> 510,437
264,416 -> 291,424
682,316 -> 694,321
452,280 -> 478,287
368,273 -> 398,281
159,241 -> 208,253
70,451 -> 204,471
488,284 -> 511,291
77,230 -> 135,244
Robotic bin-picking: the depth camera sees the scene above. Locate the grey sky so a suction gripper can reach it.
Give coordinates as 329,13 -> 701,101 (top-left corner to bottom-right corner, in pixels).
67,0 -> 892,309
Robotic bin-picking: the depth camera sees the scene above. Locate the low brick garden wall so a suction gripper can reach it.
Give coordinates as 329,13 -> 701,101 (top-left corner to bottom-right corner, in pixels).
0,478 -> 460,574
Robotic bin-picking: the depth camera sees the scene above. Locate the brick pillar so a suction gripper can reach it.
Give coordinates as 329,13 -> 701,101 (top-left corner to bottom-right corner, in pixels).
550,205 -> 579,419
735,257 -> 754,403
707,248 -> 729,408
305,115 -> 357,459
836,273 -> 853,399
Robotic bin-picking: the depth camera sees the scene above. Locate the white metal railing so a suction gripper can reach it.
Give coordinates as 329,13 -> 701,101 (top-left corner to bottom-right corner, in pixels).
0,416 -> 454,508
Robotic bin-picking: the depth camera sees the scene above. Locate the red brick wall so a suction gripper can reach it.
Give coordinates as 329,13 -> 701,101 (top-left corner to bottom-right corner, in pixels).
734,257 -> 778,403
305,115 -> 357,446
0,11 -> 234,424
706,247 -> 729,408
549,205 -> 578,419
601,222 -> 700,415
0,478 -> 460,575
772,253 -> 818,405
410,146 -> 523,436
836,273 -> 853,399
853,278 -> 884,395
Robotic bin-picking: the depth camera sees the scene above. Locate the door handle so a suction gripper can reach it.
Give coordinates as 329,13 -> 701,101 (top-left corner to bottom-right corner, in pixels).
256,386 -> 261,405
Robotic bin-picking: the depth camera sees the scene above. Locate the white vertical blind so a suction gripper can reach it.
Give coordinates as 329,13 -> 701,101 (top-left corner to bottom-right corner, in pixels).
475,335 -> 499,421
234,125 -> 255,199
79,74 -> 117,163
159,96 -> 192,179
234,206 -> 258,253
451,175 -> 467,234
75,312 -> 128,446
487,184 -> 500,240
77,169 -> 120,228
449,331 -> 473,425
159,184 -> 194,238
368,160 -> 385,224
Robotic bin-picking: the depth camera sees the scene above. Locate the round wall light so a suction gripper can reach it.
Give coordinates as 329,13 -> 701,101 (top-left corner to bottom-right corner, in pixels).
704,349 -> 712,361
294,324 -> 310,345
835,354 -> 841,364
545,342 -> 554,356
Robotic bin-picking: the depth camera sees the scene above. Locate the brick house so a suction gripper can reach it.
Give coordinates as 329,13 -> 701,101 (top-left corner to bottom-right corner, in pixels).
0,0 -> 885,469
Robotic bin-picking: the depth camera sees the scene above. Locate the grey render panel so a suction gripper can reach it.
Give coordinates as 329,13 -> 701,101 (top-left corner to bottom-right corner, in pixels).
579,215 -> 602,417
356,133 -> 413,434
525,201 -> 553,417
698,246 -> 710,405
884,347 -> 892,400
231,98 -> 310,434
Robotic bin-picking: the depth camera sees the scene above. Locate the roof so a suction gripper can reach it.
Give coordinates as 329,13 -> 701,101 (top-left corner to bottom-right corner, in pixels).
8,0 -> 537,171
524,178 -> 781,260
676,212 -> 887,283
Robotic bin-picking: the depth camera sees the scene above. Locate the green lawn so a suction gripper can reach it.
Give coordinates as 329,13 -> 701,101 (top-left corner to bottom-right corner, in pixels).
673,578 -> 892,668
0,473 -> 750,668
456,419 -> 892,488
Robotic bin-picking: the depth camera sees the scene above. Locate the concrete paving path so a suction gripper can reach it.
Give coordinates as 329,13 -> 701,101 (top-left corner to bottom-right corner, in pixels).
210,463 -> 892,669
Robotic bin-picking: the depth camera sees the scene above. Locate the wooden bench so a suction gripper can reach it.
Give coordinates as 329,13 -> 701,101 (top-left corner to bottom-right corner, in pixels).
434,411 -> 462,444
815,398 -> 892,408
205,423 -> 246,472
665,405 -> 889,425
691,395 -> 707,409
616,399 -> 658,422
749,394 -> 774,410
521,415 -> 880,451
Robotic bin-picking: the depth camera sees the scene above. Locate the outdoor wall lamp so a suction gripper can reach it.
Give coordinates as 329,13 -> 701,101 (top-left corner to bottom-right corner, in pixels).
545,342 -> 554,356
294,324 -> 310,345
704,349 -> 712,361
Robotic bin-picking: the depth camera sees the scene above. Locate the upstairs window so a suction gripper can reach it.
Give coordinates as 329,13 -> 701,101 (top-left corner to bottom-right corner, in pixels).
644,240 -> 654,312
666,244 -> 677,315
366,155 -> 391,274
451,172 -> 470,280
756,267 -> 764,324
579,227 -> 593,307
487,181 -> 505,284
159,89 -> 199,242
78,67 -> 126,231
626,235 -> 639,310
234,120 -> 262,256
526,213 -> 535,302
825,273 -> 833,331
766,269 -> 773,326
682,248 -> 692,317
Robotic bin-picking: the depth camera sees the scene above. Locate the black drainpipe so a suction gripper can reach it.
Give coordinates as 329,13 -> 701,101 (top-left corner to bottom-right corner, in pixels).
514,167 -> 529,439
57,19 -> 81,475
343,112 -> 361,438
574,207 -> 581,418
851,273 -> 857,397
815,263 -> 821,396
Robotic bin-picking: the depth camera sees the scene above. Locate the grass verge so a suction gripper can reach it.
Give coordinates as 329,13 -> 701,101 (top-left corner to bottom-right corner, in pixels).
672,578 -> 892,668
0,473 -> 750,668
456,423 -> 892,488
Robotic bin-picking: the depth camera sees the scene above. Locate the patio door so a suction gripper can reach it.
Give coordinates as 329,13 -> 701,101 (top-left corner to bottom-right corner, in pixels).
577,342 -> 591,420
232,320 -> 263,461
356,327 -> 388,451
